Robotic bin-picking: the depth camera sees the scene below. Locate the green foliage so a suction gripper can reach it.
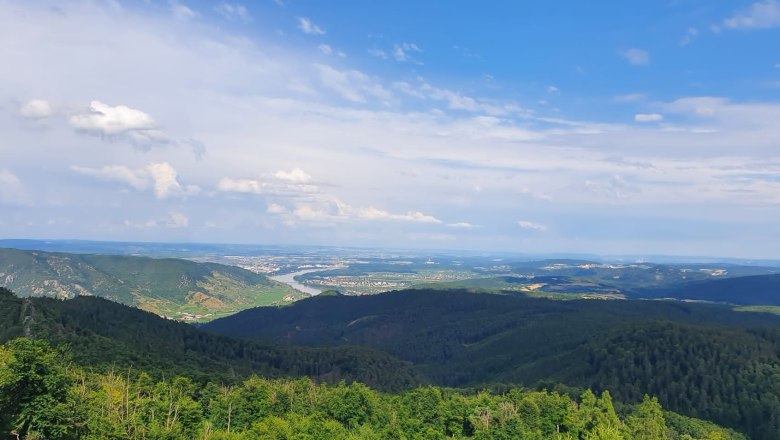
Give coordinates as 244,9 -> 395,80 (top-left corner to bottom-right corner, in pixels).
0,248 -> 304,319
0,338 -> 745,439
0,290 -> 424,392
0,339 -> 77,439
204,289 -> 780,439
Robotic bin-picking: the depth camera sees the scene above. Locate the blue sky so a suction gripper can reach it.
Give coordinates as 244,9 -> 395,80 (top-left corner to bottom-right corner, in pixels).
2,0 -> 780,258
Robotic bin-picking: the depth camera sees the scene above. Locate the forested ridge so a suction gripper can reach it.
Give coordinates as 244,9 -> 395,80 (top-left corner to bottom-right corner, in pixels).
0,337 -> 744,440
0,287 -> 422,391
2,285 -> 779,438
205,289 -> 780,439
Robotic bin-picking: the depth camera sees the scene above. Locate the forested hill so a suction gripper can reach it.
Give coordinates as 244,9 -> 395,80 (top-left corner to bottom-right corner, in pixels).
205,289 -> 780,439
637,273 -> 780,305
0,287 -> 423,391
0,247 -> 304,319
0,338 -> 746,440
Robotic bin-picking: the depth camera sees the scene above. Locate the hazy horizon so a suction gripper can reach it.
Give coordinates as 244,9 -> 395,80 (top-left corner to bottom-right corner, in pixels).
3,1 -> 780,258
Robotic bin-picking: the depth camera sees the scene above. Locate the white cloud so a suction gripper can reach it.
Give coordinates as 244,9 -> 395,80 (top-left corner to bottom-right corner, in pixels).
354,206 -> 441,223
19,99 -> 52,118
297,17 -> 325,35
267,203 -> 287,214
621,48 -> 649,66
215,3 -> 250,22
166,211 -> 189,228
7,1 -> 780,254
274,168 -> 311,183
71,165 -> 148,190
584,175 -> 635,200
71,162 -> 198,200
634,113 -> 663,122
217,177 -> 264,194
126,211 -> 190,229
614,93 -> 645,102
318,44 -> 333,55
0,169 -> 27,204
170,1 -> 197,21
293,204 -> 326,219
69,100 -> 167,145
547,85 -> 560,94
446,222 -> 480,229
680,27 -> 699,46
392,42 -> 421,62
146,162 -> 198,199
517,220 -> 547,231
368,49 -> 388,59
315,64 -> 392,103
723,0 -> 780,30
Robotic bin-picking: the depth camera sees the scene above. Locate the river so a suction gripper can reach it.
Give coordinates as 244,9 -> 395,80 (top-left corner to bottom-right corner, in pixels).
270,268 -> 328,296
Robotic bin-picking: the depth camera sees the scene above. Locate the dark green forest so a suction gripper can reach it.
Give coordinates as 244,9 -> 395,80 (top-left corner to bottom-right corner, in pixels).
204,289 -> 780,439
0,287 -> 421,391
2,286 -> 779,438
0,337 -> 743,440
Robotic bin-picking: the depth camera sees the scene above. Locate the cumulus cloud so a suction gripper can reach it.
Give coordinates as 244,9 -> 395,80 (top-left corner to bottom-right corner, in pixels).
217,177 -> 264,194
517,220 -> 547,231
19,99 -> 53,118
146,162 -> 197,199
215,2 -> 250,22
722,0 -> 780,30
267,203 -> 287,214
621,48 -> 649,66
261,195 -> 443,226
274,168 -> 311,182
297,17 -> 325,35
71,162 -> 199,199
293,204 -> 326,219
0,169 -> 27,204
634,113 -> 663,122
69,100 -> 167,145
166,211 -> 189,228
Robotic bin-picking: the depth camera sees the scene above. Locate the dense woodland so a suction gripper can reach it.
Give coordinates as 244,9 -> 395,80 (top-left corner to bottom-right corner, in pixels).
2,286 -> 779,438
0,287 -> 422,391
205,290 -> 780,439
0,338 -> 744,440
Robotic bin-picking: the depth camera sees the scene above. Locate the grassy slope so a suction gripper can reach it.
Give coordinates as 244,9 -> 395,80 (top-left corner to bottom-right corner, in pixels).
0,247 -> 305,320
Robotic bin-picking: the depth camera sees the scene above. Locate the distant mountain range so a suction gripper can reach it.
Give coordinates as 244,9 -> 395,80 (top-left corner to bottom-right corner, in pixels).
0,247 -> 306,320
